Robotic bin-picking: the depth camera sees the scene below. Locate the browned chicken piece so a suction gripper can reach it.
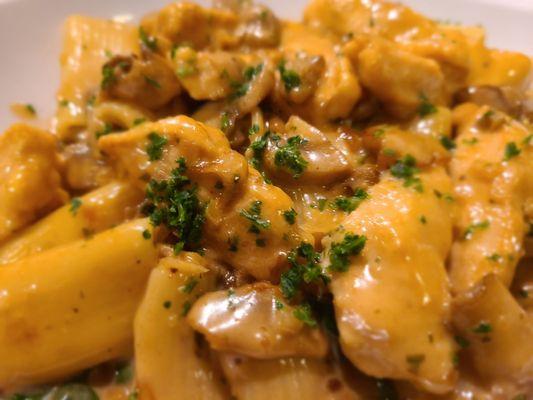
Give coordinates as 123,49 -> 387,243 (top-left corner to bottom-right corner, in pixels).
512,260 -> 533,312
98,115 -> 313,281
173,47 -> 244,101
0,124 -> 67,243
453,275 -> 533,387
346,36 -> 446,118
219,353 -> 374,400
325,168 -> 457,394
232,3 -> 281,48
188,282 -> 328,359
101,53 -> 181,110
449,104 -> 533,293
454,85 -> 524,118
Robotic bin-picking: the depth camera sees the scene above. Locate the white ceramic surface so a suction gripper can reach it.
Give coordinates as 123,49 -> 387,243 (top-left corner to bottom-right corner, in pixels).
0,0 -> 531,131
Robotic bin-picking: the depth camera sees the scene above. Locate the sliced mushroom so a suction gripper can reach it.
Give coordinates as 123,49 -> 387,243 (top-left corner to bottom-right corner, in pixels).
454,85 -> 523,118
234,4 -> 281,48
101,53 -> 181,110
187,282 -> 328,359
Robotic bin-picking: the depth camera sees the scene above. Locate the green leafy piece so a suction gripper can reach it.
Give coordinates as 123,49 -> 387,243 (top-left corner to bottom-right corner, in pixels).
486,253 -> 502,262
293,303 -> 317,327
144,75 -> 161,88
472,322 -> 492,334
142,229 -> 152,239
417,94 -> 437,117
406,354 -> 426,372
503,141 -> 521,161
115,362 -> 133,384
240,201 -> 271,233
390,155 -> 423,192
329,234 -> 366,272
101,64 -> 116,89
95,122 -> 113,139
248,124 -> 260,136
163,300 -> 172,309
230,63 -> 263,99
69,198 -> 82,216
139,26 -> 157,51
176,63 -> 197,78
49,384 -> 99,400
146,132 -> 168,161
463,220 -> 490,240
181,277 -> 199,294
439,135 -> 456,150
330,189 -> 369,213
275,298 -> 284,310
274,135 -> 308,178
419,215 -> 427,224
454,335 -> 470,349
133,118 -> 147,126
143,158 -> 206,251
462,137 -> 479,146
25,104 -> 36,115
283,208 -> 297,225
9,394 -> 45,400
249,131 -> 270,170
280,242 -> 329,300
278,61 -> 301,91
220,112 -> 231,132
181,300 -> 192,317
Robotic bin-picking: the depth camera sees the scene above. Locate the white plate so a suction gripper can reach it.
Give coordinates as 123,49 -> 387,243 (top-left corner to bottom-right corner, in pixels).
0,0 -> 531,131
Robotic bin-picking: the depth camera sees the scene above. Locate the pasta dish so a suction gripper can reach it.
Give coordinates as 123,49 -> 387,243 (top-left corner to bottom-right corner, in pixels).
0,0 -> 532,399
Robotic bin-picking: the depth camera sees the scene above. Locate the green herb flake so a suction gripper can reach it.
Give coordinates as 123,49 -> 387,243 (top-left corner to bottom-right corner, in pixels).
293,303 -> 317,327
503,141 -> 521,161
133,117 -> 147,126
439,135 -> 456,150
275,299 -> 284,310
274,135 -> 308,178
283,208 -> 297,225
390,155 -> 423,192
278,61 -> 301,91
139,26 -> 157,51
329,234 -> 366,272
69,198 -> 82,216
142,229 -> 152,239
181,277 -> 199,294
249,131 -> 270,170
418,94 -> 437,117
248,124 -> 260,136
230,63 -> 263,99
176,63 -> 197,78
220,112 -> 231,132
101,64 -> 116,89
240,200 -> 271,233
406,354 -> 426,372
419,215 -> 427,224
25,104 -> 36,115
454,335 -> 470,349
463,220 -> 490,240
486,253 -> 502,262
96,122 -> 113,139
331,189 -> 369,213
144,75 -> 161,88
146,132 -> 168,161
462,137 -> 479,146
472,322 -> 492,334
163,300 -> 172,309
115,363 -> 133,384
59,99 -> 71,107
181,300 -> 192,316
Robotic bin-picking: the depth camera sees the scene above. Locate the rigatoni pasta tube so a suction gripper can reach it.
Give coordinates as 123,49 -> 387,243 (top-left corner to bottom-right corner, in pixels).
0,181 -> 143,265
0,219 -> 157,391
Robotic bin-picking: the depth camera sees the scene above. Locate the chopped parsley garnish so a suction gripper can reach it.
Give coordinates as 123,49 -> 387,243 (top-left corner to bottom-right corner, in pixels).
293,303 -> 317,327
249,131 -> 270,170
278,60 -> 301,91
275,298 -> 284,310
239,201 -> 271,233
176,63 -> 197,78
181,300 -> 192,316
439,135 -> 456,150
133,117 -> 146,126
142,229 -> 152,239
69,198 -> 82,216
328,234 -> 366,272
142,158 -> 206,252
503,141 -> 521,161
95,122 -> 113,138
101,64 -> 116,89
523,134 -> 532,145
330,189 -> 369,213
255,238 -> 266,247
274,135 -> 308,178
144,75 -> 161,88
248,124 -> 260,136
418,94 -> 437,117
463,220 -> 490,240
59,99 -> 70,107
512,395 -> 527,400
472,322 -> 492,334
139,27 -> 157,51
220,112 -> 231,132
406,354 -> 425,372
25,104 -> 36,115
146,132 -> 168,161
454,335 -> 470,349
419,215 -> 427,224
486,253 -> 502,262
181,277 -> 199,294
390,155 -> 423,192
280,242 -> 329,300
115,362 -> 134,384
462,137 -> 479,146
230,63 -> 263,99
283,208 -> 297,225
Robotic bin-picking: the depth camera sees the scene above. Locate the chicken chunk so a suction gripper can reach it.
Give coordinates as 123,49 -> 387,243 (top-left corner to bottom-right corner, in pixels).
324,168 -> 457,394
453,274 -> 533,385
98,116 -> 313,280
0,124 -> 67,243
449,104 -> 533,293
188,283 -> 328,359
